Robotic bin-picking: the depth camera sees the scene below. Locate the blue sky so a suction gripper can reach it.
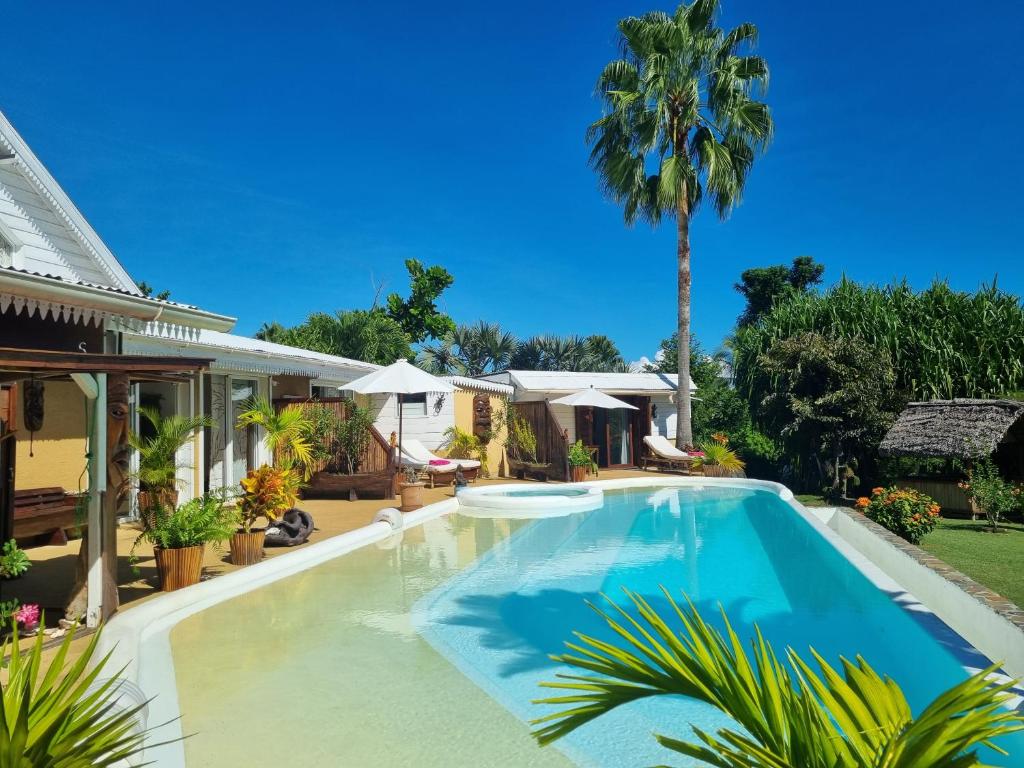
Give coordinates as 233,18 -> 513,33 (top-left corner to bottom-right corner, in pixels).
4,1 -> 1023,360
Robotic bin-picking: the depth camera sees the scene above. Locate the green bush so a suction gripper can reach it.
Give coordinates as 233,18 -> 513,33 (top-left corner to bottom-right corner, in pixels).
0,539 -> 30,579
958,457 -> 1024,532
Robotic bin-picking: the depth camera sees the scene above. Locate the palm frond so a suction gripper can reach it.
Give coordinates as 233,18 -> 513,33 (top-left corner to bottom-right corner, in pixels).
532,589 -> 1023,767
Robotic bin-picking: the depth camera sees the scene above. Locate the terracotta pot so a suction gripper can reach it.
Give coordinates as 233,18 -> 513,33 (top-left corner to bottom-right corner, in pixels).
138,488 -> 179,528
230,529 -> 266,566
570,465 -> 587,482
700,465 -> 746,478
399,482 -> 425,512
154,545 -> 204,592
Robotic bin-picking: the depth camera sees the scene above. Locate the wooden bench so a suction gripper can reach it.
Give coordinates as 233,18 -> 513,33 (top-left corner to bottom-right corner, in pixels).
13,487 -> 85,546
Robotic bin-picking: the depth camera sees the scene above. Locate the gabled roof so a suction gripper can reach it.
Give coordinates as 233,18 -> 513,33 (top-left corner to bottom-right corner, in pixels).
0,110 -> 138,293
879,399 -> 1024,459
124,328 -> 379,381
478,369 -> 696,394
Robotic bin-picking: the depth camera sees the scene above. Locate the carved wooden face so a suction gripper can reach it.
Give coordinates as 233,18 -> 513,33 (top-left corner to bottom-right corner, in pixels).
22,380 -> 45,432
472,394 -> 492,438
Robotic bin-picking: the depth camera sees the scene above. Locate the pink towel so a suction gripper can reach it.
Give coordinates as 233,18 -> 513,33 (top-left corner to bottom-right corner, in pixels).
429,459 -> 450,466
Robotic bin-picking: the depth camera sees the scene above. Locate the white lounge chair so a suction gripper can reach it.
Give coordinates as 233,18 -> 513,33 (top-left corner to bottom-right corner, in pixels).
401,439 -> 480,487
642,435 -> 695,474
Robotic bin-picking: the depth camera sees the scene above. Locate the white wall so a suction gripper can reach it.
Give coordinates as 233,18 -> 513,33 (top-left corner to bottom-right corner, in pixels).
0,166 -> 112,284
370,391 -> 454,451
649,393 -> 675,439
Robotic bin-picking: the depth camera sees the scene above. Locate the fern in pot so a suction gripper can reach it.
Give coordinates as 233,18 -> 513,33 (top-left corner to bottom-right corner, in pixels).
132,492 -> 236,591
233,464 -> 301,566
567,440 -> 597,482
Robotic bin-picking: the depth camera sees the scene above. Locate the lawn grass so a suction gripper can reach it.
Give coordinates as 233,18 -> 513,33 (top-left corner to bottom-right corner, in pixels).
795,494 -> 830,507
919,517 -> 1024,607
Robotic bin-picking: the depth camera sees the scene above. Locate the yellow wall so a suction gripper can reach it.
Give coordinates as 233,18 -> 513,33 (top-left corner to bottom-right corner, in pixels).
453,390 -> 508,477
14,381 -> 91,492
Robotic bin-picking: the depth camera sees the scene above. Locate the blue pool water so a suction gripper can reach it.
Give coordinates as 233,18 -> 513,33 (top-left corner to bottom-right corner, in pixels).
415,486 -> 1022,766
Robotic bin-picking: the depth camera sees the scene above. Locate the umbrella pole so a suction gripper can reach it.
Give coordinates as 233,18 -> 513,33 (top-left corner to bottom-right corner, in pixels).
397,393 -> 404,475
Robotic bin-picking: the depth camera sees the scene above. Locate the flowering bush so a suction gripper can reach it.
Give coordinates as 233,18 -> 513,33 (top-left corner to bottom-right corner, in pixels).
14,602 -> 40,630
958,457 -> 1023,532
857,486 -> 940,544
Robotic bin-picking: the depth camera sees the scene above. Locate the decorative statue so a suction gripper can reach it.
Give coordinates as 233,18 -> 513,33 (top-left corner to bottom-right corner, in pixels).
472,394 -> 492,441
106,374 -> 131,510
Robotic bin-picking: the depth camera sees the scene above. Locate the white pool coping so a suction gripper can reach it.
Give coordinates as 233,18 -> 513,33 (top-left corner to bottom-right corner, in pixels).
456,483 -> 603,516
98,478 -> 1020,766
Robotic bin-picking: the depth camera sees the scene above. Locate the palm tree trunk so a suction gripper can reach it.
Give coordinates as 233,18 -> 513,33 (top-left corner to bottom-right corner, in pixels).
676,193 -> 693,448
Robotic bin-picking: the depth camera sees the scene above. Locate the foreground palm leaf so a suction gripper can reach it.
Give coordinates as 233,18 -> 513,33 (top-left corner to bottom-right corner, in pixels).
532,589 -> 1023,767
1,624 -> 163,766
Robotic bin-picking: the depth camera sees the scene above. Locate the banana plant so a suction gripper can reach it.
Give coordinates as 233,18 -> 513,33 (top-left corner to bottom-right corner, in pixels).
532,588 -> 1023,767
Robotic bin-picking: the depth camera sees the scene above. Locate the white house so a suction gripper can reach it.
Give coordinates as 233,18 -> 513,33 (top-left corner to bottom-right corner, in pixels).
478,369 -> 697,469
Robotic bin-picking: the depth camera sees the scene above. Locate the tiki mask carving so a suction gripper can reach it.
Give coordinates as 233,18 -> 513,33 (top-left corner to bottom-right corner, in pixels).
472,394 -> 492,440
22,380 -> 44,432
106,374 -> 131,506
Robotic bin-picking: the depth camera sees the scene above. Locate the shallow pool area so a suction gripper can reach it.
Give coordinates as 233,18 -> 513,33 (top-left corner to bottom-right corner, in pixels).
149,482 -> 1023,767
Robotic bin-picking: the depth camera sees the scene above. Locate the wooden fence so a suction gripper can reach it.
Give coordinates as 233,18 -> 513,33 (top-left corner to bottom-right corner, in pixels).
510,400 -> 569,481
272,398 -> 394,475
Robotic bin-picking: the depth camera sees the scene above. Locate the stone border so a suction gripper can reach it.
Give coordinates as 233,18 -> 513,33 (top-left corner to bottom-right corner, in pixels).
837,507 -> 1024,631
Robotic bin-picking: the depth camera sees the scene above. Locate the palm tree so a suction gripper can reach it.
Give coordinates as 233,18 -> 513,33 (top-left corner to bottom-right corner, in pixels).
128,406 -> 212,491
588,0 -> 773,446
533,589 -> 1023,766
235,395 -> 313,474
584,335 -> 626,372
420,321 -> 518,375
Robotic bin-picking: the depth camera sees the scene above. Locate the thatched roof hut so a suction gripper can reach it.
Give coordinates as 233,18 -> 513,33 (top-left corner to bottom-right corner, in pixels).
880,398 -> 1024,460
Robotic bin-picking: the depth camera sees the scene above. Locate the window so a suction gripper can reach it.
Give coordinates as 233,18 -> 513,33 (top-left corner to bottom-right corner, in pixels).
399,392 -> 427,416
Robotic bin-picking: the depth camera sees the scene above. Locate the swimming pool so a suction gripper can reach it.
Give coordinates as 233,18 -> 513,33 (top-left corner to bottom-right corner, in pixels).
113,481 -> 1023,766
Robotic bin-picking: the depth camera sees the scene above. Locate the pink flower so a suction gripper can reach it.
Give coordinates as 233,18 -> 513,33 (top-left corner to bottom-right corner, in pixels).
14,603 -> 40,628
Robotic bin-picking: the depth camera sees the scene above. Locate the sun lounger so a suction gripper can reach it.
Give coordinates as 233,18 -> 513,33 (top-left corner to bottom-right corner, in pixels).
401,439 -> 480,486
642,435 -> 695,474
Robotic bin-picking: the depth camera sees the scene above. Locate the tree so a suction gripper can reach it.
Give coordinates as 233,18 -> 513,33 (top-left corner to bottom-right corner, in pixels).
735,255 -> 825,326
420,321 -> 518,375
532,589 -> 1023,767
589,0 -> 773,447
138,280 -> 171,301
756,332 -> 900,495
385,259 -> 456,344
509,335 -> 627,372
255,310 -> 412,365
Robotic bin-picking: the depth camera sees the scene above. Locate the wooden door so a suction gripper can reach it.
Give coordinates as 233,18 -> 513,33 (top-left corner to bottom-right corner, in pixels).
0,385 -> 16,543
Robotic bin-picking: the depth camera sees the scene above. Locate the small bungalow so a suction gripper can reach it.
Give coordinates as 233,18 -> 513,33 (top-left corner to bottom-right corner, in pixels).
879,398 -> 1024,514
477,369 -> 696,476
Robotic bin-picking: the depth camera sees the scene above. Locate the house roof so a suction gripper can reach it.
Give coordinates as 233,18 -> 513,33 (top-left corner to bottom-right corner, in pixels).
0,110 -> 139,293
0,266 -> 235,332
442,375 -> 514,395
479,369 -> 695,394
124,328 -> 379,381
879,399 -> 1024,459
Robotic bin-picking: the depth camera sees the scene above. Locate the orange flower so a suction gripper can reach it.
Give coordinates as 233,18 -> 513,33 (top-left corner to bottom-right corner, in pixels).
855,497 -> 870,509
871,487 -> 885,496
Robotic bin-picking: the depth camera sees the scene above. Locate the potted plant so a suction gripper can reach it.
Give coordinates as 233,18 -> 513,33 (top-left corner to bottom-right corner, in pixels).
129,407 -> 211,523
398,465 -> 425,512
132,493 -> 236,591
233,464 -> 301,565
568,440 -> 596,482
0,539 -> 31,580
694,440 -> 746,477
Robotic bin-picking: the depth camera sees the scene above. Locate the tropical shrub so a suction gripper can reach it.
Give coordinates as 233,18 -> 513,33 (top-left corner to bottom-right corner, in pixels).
506,412 -> 538,463
301,403 -> 344,474
236,396 -> 313,474
133,492 -> 238,552
0,538 -> 31,579
857,486 -> 940,544
694,440 -> 745,474
443,426 -> 488,476
958,457 -> 1024,532
335,402 -> 375,475
1,624 -> 165,765
128,406 -> 211,492
532,589 -> 1023,766
567,440 -> 597,472
735,277 -> 1024,404
237,464 -> 301,532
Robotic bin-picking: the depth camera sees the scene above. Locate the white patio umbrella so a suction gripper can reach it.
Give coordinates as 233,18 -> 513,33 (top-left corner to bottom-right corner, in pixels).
550,386 -> 639,410
340,359 -> 454,468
